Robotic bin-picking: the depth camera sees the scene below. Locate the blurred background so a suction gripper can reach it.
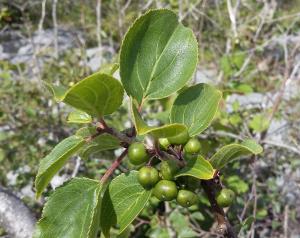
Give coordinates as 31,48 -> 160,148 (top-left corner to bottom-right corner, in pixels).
0,0 -> 300,237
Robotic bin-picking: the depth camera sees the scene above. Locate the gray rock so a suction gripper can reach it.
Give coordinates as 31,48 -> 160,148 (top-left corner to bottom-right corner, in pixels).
0,187 -> 36,238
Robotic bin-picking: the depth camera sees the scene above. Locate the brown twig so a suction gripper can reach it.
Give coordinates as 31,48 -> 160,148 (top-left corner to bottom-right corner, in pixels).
96,119 -> 134,145
201,180 -> 237,238
84,130 -> 104,143
100,148 -> 128,184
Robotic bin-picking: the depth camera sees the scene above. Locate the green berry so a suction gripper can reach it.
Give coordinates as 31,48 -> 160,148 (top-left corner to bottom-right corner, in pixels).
160,160 -> 179,180
153,180 -> 178,201
176,190 -> 198,207
128,142 -> 149,165
216,188 -> 235,207
138,166 -> 159,189
184,138 -> 201,154
159,138 -> 170,150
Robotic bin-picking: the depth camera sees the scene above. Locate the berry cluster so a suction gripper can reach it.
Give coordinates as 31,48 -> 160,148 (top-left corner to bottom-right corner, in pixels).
128,137 -> 235,208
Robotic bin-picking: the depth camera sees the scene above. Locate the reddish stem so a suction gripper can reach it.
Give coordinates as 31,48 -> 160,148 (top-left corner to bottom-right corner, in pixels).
100,148 -> 128,183
96,119 -> 133,145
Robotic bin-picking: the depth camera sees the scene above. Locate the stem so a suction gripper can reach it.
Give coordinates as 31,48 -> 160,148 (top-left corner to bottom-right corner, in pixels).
96,119 -> 134,145
167,147 -> 180,159
100,148 -> 128,184
153,139 -> 185,167
201,180 -> 237,238
84,130 -> 104,143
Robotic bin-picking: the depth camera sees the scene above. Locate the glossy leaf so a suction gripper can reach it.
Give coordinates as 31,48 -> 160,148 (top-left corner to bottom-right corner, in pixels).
120,9 -> 198,104
35,135 -> 85,198
76,127 -> 120,158
209,139 -> 263,170
100,171 -> 152,237
34,178 -> 106,238
175,155 -> 215,180
67,110 -> 93,124
170,83 -> 222,136
130,99 -> 188,138
62,72 -> 123,117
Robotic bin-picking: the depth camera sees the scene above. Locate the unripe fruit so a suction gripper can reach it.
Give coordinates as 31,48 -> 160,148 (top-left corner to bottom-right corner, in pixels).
138,166 -> 159,189
159,138 -> 170,150
128,142 -> 149,165
160,160 -> 179,180
153,180 -> 178,201
216,188 -> 235,207
176,190 -> 198,207
184,138 -> 201,154
167,130 -> 189,145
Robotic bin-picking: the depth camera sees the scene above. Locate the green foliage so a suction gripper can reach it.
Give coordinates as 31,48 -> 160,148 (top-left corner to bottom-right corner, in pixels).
35,135 -> 86,198
220,52 -> 246,77
76,127 -> 120,159
130,99 -> 188,138
100,171 -> 151,237
210,139 -> 263,170
63,73 -> 124,117
175,155 -> 215,180
169,210 -> 198,237
170,83 -> 222,136
249,114 -> 270,133
45,72 -> 124,118
34,178 -> 106,238
30,8 -> 265,238
44,82 -> 67,102
120,9 -> 198,104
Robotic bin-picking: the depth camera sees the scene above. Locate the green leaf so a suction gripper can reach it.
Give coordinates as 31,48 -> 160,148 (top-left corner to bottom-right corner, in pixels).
120,9 -> 198,104
44,73 -> 123,117
169,210 -> 198,238
76,127 -> 120,158
62,72 -> 124,117
248,114 -> 269,133
34,178 -> 106,238
100,171 -> 152,237
170,83 -> 222,136
190,212 -> 205,221
35,135 -> 86,198
67,110 -> 93,124
220,51 -> 246,77
209,139 -> 263,170
235,84 -> 253,94
130,99 -> 188,138
175,155 -> 215,180
148,227 -> 169,238
44,82 -> 67,102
